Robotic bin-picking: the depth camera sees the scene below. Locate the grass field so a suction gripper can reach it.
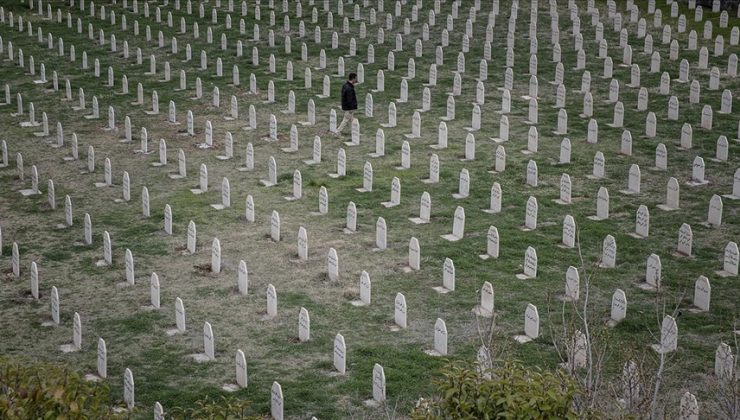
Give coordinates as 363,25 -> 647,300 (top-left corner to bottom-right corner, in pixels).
0,0 -> 738,418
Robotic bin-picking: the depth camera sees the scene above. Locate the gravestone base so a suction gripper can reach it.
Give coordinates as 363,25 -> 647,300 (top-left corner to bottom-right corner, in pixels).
211,204 -> 226,210
578,113 -> 591,118
56,223 -> 69,230
490,136 -> 507,144
20,121 -> 41,128
515,273 -> 535,280
409,217 -> 429,224
216,154 -> 233,160
585,174 -> 603,180
587,215 -> 607,221
440,234 -> 462,242
242,125 -> 257,131
343,228 -> 356,234
151,162 -> 165,167
59,344 -> 79,353
672,250 -> 694,258
114,198 -> 127,204
237,166 -> 253,172
636,282 -> 658,291
197,143 -> 213,149
482,208 -> 501,214
144,110 -> 159,116
687,306 -> 707,314
94,182 -> 111,188
19,189 -> 40,196
432,286 -> 452,294
404,133 -> 420,139
722,193 -> 740,200
619,189 -> 638,196
309,211 -> 327,216
40,319 -> 57,327
699,221 -> 720,228
598,262 -> 614,269
169,173 -> 185,179
140,305 -> 160,311
191,353 -> 212,363
102,125 -> 117,132
112,407 -> 131,414
430,144 -> 447,150
478,253 -> 497,260
355,187 -> 371,193
472,306 -> 493,318
715,270 -> 737,278
116,281 -> 134,289
554,199 -> 571,205
381,201 -> 399,208
84,374 -> 102,382
222,384 -> 240,392
33,131 -> 49,137
350,299 -> 368,307
627,232 -> 648,239
260,180 -> 276,187
553,130 -> 567,135
557,295 -> 577,303
280,147 -> 298,153
284,195 -> 300,201
513,335 -> 533,344
421,178 -> 438,184
387,323 -> 403,332
657,204 -> 679,211
379,123 -> 396,128
523,120 -> 536,125
424,349 -> 444,357
363,399 -> 382,408
166,327 -> 183,336
686,180 -> 709,186
519,225 -> 535,232
303,159 -> 320,165
190,188 -> 206,194
368,152 -> 383,158
650,344 -> 673,355
605,318 -> 622,328
452,192 -> 468,199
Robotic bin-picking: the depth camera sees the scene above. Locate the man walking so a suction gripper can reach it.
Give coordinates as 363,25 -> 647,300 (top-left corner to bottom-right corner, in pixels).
336,73 -> 358,135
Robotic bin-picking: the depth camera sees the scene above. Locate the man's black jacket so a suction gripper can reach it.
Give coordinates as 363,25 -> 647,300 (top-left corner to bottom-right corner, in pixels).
341,81 -> 358,111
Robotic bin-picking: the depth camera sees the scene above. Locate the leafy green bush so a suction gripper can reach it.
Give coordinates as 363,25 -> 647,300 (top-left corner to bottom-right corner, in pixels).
0,358 -> 123,418
411,362 -> 583,419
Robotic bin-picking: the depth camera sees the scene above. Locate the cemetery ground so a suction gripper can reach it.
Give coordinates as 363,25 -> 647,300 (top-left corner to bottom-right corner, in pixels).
0,0 -> 738,418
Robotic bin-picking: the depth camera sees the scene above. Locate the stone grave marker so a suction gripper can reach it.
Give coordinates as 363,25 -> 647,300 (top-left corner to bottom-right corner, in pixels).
516,247 -> 538,280
513,303 -> 539,343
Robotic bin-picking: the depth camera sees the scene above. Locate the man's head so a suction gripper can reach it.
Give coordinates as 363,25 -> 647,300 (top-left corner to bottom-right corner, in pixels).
348,73 -> 358,84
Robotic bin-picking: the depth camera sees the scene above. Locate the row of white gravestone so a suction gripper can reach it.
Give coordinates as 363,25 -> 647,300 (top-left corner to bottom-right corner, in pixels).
7,12 -> 736,161
10,0 -> 736,394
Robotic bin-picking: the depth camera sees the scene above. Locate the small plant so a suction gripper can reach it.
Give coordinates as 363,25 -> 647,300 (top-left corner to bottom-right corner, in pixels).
169,395 -> 258,419
411,361 -> 585,419
0,358 -> 124,418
